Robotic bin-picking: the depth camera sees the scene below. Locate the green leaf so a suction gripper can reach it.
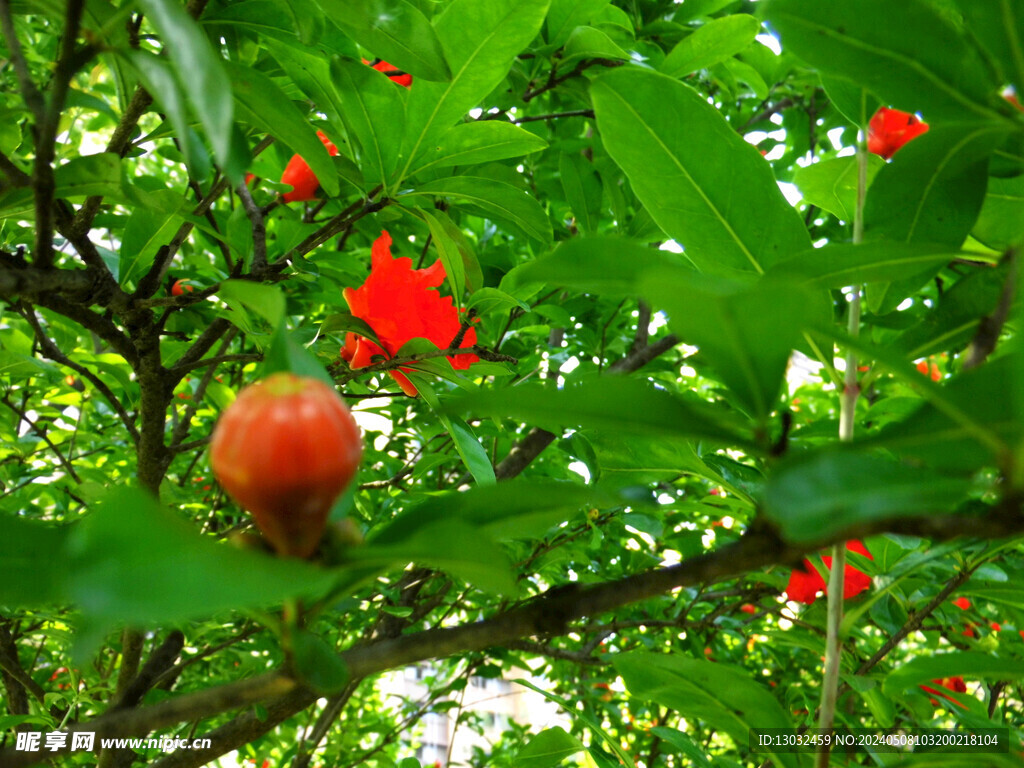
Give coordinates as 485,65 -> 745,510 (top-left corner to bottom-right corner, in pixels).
317,0 -> 451,82
763,0 -> 1001,121
355,517 -> 516,595
660,14 -> 761,78
224,61 -> 339,197
865,124 -> 1010,246
264,38 -> 348,130
762,452 -> 972,544
615,652 -> 801,768
639,270 -> 817,420
560,25 -> 630,65
260,324 -> 336,386
292,629 -> 350,694
649,726 -> 713,768
768,242 -> 973,290
407,121 -> 547,176
559,152 -> 603,234
448,375 -> 755,448
415,381 -> 495,484
866,355 -> 1020,471
219,280 -> 286,327
119,192 -> 183,287
120,50 -> 212,180
404,175 -> 552,245
331,57 -> 406,188
396,0 -> 550,183
950,0 -> 1024,88
136,0 -> 237,175
0,515 -> 70,606
320,312 -> 382,347
66,488 -> 337,628
972,174 -> 1024,251
370,480 -> 607,545
0,153 -> 125,218
591,66 -> 811,277
546,0 -> 609,46
894,260 -> 1012,359
883,651 -> 1024,697
792,154 -> 884,222
515,727 -> 584,768
673,0 -> 736,23
511,678 -> 635,767
514,236 -> 684,296
419,208 -> 466,307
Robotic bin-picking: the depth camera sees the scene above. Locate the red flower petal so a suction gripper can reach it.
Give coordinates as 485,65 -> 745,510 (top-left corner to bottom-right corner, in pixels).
342,231 -> 478,396
786,540 -> 873,604
785,564 -> 826,605
281,131 -> 339,203
953,597 -> 971,610
362,58 -> 413,87
867,107 -> 929,159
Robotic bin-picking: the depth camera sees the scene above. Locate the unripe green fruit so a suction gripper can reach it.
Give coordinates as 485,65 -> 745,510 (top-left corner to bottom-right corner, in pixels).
210,373 -> 363,557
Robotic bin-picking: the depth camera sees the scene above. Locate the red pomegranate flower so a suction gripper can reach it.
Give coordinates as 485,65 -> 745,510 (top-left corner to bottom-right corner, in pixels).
281,130 -> 339,203
784,540 -> 874,605
952,597 -> 971,610
363,58 -> 413,88
921,676 -> 968,708
341,231 -> 478,396
867,107 -> 929,159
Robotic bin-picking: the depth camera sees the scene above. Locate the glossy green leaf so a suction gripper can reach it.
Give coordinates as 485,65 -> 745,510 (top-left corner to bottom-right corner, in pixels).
649,727 -> 713,768
0,515 -> 70,606
762,452 -> 972,544
317,0 -> 451,81
950,0 -> 1024,87
559,152 -> 603,234
639,269 -> 816,420
972,174 -> 1024,251
445,416 -> 497,486
319,313 -> 381,347
515,727 -> 584,768
119,192 -> 183,288
660,14 -> 761,78
449,375 -> 755,448
67,488 -> 337,627
120,50 -> 212,180
420,208 -> 467,307
865,124 -> 1010,246
404,176 -> 552,245
865,355 -> 1020,470
615,652 -> 801,768
356,517 -> 516,594
546,0 -> 609,46
561,25 -> 630,64
764,0 -> 1001,121
514,236 -> 684,296
408,121 -> 547,176
371,480 -> 609,545
592,67 -> 811,277
672,0 -> 735,23
769,242 -> 971,290
895,260 -> 1013,359
0,153 -> 125,218
820,75 -> 879,127
883,651 -> 1024,697
224,61 -> 339,197
396,0 -> 549,183
264,38 -> 347,130
137,0 -> 237,174
219,280 -> 286,327
792,154 -> 884,222
260,324 -> 336,385
292,629 -> 350,694
331,57 -> 406,188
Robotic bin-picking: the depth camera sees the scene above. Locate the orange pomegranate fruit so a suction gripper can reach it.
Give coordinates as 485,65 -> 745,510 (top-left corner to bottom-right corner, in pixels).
210,373 -> 363,557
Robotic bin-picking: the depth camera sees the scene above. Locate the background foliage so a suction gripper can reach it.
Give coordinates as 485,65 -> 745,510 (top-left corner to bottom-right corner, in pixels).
0,0 -> 1023,766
